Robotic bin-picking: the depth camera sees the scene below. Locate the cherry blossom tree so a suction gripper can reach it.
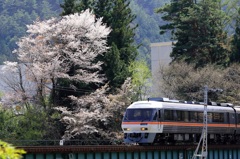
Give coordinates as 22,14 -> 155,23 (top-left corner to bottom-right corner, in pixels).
55,78 -> 134,142
0,62 -> 36,110
1,9 -> 111,109
1,9 -> 136,142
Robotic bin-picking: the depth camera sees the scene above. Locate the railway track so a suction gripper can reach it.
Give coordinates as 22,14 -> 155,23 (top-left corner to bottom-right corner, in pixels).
18,144 -> 240,153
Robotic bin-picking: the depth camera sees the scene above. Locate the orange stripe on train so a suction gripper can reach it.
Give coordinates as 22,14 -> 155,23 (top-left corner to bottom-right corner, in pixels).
122,122 -> 236,128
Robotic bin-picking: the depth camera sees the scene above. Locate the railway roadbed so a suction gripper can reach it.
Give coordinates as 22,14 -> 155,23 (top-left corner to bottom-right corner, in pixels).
18,144 -> 240,153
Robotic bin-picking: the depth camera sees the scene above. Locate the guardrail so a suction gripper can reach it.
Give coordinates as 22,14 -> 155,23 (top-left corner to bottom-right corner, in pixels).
4,139 -> 123,146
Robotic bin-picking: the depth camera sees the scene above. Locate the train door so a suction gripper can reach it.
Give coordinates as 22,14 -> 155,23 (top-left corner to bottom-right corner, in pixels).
226,112 -> 230,134
157,109 -> 162,130
237,113 -> 240,134
228,113 -> 236,134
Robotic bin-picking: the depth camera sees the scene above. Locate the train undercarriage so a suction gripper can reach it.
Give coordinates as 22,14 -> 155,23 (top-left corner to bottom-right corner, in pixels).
154,133 -> 239,145
126,133 -> 240,145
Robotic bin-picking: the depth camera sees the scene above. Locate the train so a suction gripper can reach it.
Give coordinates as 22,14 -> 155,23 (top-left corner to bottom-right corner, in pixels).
121,97 -> 240,145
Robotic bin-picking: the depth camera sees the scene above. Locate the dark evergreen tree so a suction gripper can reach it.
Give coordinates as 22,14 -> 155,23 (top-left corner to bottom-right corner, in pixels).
60,0 -> 76,16
157,0 -> 229,68
157,0 -> 193,35
75,0 -> 94,11
95,0 -> 138,89
230,8 -> 240,63
104,43 -> 124,85
94,0 -> 112,24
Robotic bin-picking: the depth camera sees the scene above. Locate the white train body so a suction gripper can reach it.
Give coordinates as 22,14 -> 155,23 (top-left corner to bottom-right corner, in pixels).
121,98 -> 240,145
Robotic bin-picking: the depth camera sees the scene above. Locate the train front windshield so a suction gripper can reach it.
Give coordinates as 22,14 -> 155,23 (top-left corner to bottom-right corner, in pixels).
123,109 -> 155,121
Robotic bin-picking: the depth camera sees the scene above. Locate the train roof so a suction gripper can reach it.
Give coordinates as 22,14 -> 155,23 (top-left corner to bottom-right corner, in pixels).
234,107 -> 240,112
127,100 -> 236,113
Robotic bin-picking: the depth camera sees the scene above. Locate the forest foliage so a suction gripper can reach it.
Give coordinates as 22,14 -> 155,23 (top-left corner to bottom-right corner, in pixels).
158,62 -> 240,104
0,0 -> 169,64
156,0 -> 240,104
157,0 -> 230,68
0,0 -> 64,64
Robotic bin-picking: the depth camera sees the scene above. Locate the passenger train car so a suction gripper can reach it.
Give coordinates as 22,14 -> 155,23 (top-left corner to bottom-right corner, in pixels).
121,98 -> 240,145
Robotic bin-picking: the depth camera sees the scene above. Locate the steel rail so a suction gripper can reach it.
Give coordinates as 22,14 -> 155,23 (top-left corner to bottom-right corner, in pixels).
18,144 -> 240,153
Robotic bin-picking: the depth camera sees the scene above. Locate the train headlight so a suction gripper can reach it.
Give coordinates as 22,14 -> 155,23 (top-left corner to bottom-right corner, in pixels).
140,127 -> 148,131
124,128 -> 130,131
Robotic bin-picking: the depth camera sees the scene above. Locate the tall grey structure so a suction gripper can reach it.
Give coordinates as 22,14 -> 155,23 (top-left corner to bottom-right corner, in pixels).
150,42 -> 173,96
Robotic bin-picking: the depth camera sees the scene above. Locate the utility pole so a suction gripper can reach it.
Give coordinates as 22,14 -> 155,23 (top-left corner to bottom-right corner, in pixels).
192,86 -> 208,159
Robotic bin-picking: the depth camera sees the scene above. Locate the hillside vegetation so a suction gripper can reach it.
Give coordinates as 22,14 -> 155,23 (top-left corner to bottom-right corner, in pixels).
0,0 -> 169,64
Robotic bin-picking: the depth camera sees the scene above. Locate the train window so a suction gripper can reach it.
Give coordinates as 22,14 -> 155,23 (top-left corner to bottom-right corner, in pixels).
184,111 -> 189,122
153,110 -> 161,121
197,112 -> 203,122
158,110 -> 161,119
207,113 -> 213,123
226,113 -> 229,123
124,109 -> 154,121
164,110 -> 174,121
189,112 -> 197,122
176,110 -> 184,121
237,114 -> 240,124
238,114 -> 240,124
189,112 -> 213,123
212,113 -> 224,122
153,112 -> 157,120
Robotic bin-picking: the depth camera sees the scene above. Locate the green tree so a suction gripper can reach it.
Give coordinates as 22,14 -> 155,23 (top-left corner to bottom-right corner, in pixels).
157,0 -> 229,68
231,8 -> 240,62
0,140 -> 25,159
76,0 -> 94,11
60,0 -> 94,15
60,0 -> 78,16
100,0 -> 138,89
0,107 -> 61,144
129,60 -> 152,101
103,43 -> 123,86
94,0 -> 112,24
158,61 -> 240,104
